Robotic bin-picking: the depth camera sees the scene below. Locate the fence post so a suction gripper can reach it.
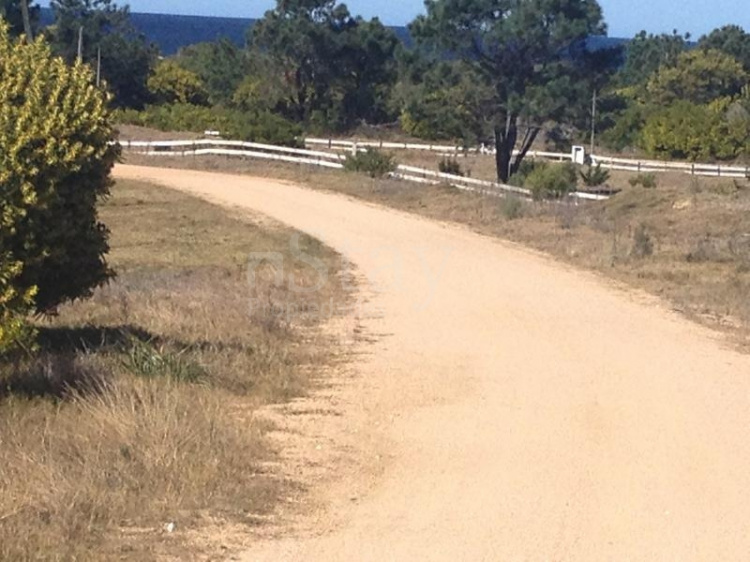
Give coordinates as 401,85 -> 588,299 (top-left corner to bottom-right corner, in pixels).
691,163 -> 694,175
718,165 -> 721,177
638,161 -> 641,172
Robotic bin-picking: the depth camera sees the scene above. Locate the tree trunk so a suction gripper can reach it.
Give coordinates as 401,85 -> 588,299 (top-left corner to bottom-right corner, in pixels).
509,126 -> 541,177
20,0 -> 33,40
494,114 -> 517,184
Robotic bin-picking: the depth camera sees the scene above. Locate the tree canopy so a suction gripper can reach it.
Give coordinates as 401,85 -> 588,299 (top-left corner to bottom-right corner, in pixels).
646,49 -> 748,106
0,0 -> 39,37
618,30 -> 689,87
410,0 -> 615,182
49,0 -> 156,108
700,25 -> 750,72
249,0 -> 399,130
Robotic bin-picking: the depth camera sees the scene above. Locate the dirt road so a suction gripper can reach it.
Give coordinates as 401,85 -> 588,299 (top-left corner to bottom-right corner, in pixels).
116,165 -> 750,561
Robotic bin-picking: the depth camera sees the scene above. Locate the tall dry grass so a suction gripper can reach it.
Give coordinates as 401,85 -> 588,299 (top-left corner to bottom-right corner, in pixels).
0,179 -> 350,559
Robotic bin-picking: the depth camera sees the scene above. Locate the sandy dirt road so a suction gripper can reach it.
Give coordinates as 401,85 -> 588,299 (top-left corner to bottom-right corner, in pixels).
116,165 -> 750,561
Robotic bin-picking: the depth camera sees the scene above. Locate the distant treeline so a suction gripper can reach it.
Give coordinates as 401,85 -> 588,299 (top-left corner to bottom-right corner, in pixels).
37,6 -> 627,56
8,0 -> 750,182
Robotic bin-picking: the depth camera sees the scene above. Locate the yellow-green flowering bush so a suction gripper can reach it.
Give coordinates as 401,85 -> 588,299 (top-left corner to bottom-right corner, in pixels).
0,21 -> 117,353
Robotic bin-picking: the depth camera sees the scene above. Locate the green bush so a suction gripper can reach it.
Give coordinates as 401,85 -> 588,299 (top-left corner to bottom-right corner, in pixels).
438,157 -> 465,176
579,163 -> 611,187
508,159 -> 544,187
0,24 -> 117,353
147,60 -> 209,106
640,99 -> 750,161
628,173 -> 658,188
116,103 -> 302,147
344,148 -> 396,178
524,162 -> 579,200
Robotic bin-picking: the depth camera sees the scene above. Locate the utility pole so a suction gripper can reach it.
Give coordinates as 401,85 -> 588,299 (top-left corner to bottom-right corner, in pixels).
20,0 -> 33,40
590,89 -> 597,157
77,26 -> 84,62
96,46 -> 101,87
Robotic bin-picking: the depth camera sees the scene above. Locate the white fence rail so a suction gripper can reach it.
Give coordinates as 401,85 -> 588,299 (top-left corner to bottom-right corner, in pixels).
305,137 -> 572,161
119,138 -> 608,201
305,137 -> 750,179
590,154 -> 750,178
395,165 -> 608,202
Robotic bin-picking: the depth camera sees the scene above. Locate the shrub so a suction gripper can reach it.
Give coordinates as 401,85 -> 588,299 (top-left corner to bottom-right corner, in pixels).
524,162 -> 578,200
508,159 -> 544,187
0,259 -> 37,355
116,103 -> 302,147
438,157 -> 465,176
640,99 -> 750,161
579,163 -> 611,187
628,172 -> 658,188
344,148 -> 396,178
147,60 -> 209,106
0,24 -> 117,351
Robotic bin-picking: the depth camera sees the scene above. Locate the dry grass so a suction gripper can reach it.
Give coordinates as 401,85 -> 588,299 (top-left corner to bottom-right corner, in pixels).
123,151 -> 750,349
117,124 -> 203,142
0,180 -> 351,560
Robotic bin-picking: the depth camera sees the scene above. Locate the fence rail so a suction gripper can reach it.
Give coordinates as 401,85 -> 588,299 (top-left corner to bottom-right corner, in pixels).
305,137 -> 750,179
119,138 -> 608,202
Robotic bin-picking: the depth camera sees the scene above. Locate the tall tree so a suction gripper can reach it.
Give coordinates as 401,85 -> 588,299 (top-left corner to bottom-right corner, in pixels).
618,30 -> 689,86
176,40 -> 247,106
700,25 -> 750,72
0,0 -> 39,37
411,0 -> 614,182
249,0 -> 399,129
49,0 -> 156,108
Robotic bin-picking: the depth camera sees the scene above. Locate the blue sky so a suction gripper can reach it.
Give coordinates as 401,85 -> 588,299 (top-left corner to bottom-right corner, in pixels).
38,1 -> 750,39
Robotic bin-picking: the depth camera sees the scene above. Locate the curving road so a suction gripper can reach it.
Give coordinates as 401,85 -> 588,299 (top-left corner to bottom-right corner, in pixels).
116,165 -> 750,561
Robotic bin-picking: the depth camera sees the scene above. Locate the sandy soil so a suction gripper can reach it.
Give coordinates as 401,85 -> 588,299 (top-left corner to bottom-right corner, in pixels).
115,164 -> 750,561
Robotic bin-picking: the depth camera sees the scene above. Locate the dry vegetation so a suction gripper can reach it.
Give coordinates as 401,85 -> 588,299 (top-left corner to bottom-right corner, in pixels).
0,180 -> 351,560
124,150 -> 750,349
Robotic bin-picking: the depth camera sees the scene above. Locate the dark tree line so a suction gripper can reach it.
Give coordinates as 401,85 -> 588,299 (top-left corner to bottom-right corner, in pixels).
5,0 -> 750,178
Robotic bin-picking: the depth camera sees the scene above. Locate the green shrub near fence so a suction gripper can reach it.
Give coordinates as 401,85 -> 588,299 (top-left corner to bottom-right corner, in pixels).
344,148 -> 396,178
117,103 -> 302,147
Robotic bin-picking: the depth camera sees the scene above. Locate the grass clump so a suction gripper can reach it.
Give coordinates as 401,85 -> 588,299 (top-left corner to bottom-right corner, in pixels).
629,172 -> 658,188
500,195 -> 524,220
344,148 -> 397,178
438,156 -> 465,176
631,223 -> 654,258
123,337 -> 206,383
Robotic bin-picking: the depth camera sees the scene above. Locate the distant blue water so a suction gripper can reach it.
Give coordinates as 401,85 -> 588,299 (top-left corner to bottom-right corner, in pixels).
40,7 -> 254,54
39,7 -> 623,56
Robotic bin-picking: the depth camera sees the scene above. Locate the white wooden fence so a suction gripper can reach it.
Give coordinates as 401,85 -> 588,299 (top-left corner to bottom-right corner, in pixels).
304,137 -> 572,161
122,139 -> 346,169
305,137 -> 750,179
590,154 -> 750,178
120,138 -> 608,201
